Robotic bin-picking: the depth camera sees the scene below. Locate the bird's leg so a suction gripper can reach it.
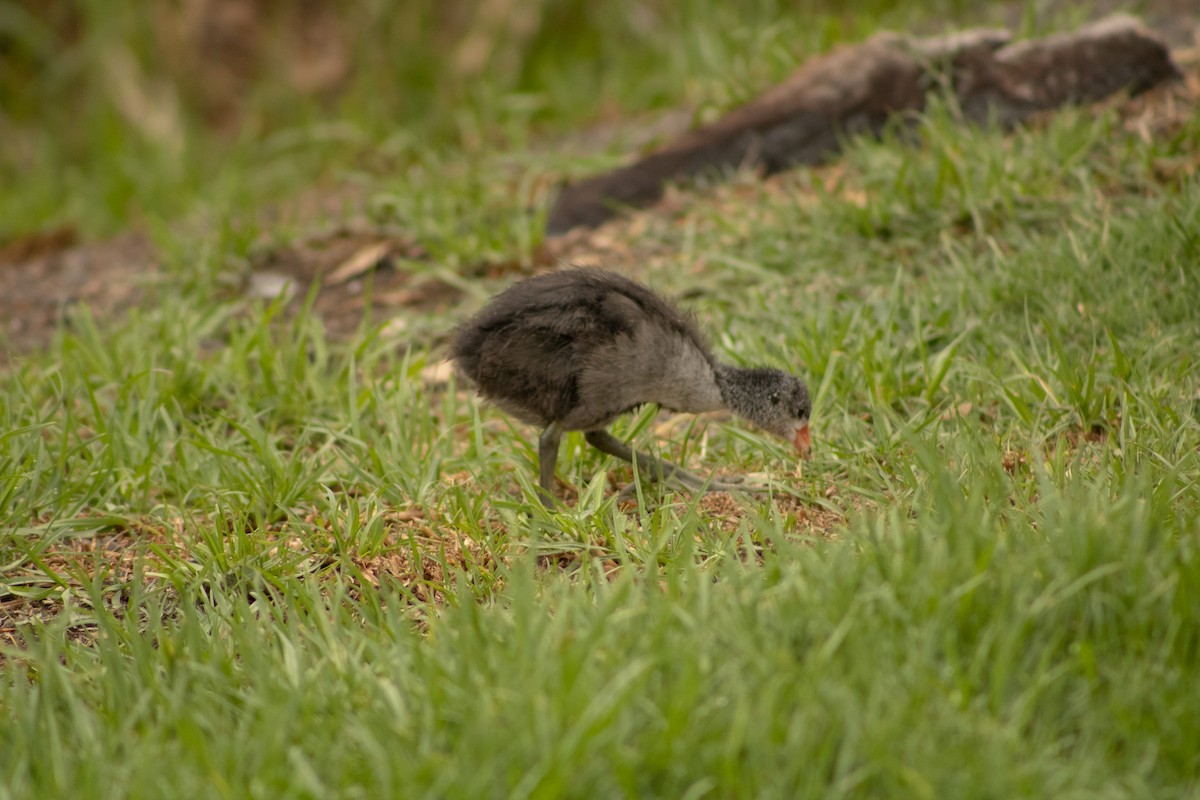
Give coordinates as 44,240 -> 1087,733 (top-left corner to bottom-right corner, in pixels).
584,430 -> 671,482
584,430 -> 765,496
537,424 -> 563,506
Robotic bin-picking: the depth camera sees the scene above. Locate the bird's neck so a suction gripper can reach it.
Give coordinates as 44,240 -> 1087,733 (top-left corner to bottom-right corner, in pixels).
713,363 -> 754,415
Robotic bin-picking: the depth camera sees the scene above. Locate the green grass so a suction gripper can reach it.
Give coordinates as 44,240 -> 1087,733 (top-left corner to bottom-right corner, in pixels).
4,1 -> 1200,797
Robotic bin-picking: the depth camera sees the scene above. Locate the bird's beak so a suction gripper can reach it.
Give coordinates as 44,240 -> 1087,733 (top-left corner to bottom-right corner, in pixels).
794,423 -> 811,459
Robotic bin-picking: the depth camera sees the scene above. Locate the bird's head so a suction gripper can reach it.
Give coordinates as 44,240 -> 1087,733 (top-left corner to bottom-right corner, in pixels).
717,366 -> 811,458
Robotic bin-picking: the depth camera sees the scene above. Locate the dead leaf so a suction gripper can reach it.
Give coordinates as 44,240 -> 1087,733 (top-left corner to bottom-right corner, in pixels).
324,241 -> 392,285
378,317 -> 408,337
420,360 -> 456,386
0,227 -> 78,266
941,402 -> 974,420
247,271 -> 296,301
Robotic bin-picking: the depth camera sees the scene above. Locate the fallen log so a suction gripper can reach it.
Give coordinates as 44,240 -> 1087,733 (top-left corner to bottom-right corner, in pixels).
546,14 -> 1180,235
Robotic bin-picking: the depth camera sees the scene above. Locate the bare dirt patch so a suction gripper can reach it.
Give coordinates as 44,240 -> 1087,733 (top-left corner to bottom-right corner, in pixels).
243,226 -> 456,340
0,231 -> 158,357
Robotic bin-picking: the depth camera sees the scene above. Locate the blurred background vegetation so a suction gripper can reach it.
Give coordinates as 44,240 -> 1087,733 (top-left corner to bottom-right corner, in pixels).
1,0 -> 1040,240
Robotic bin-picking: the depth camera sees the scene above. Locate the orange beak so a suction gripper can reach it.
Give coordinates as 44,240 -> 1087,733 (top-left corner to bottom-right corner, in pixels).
794,423 -> 811,459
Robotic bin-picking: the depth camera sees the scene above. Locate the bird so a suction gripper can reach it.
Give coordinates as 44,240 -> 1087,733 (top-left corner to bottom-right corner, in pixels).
451,267 -> 811,505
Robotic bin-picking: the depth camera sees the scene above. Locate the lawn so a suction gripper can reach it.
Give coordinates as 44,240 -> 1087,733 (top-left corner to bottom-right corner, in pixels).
2,1 -> 1199,798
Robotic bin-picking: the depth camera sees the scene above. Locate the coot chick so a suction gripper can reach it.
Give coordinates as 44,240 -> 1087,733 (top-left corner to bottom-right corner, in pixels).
452,267 -> 811,505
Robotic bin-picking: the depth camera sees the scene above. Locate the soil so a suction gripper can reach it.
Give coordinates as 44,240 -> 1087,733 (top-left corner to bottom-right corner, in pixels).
241,225 -> 456,340
0,231 -> 157,355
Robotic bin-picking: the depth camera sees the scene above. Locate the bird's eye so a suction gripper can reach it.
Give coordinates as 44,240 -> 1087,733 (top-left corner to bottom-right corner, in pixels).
769,393 -> 780,405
